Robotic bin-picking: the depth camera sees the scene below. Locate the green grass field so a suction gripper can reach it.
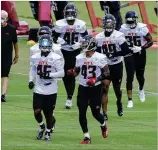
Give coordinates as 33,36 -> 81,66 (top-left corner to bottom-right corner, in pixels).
1,1 -> 158,150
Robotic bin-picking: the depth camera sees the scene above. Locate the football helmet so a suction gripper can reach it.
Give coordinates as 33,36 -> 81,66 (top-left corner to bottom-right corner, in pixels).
64,3 -> 77,21
102,14 -> 116,33
81,35 -> 97,52
39,34 -> 53,52
37,26 -> 52,39
125,11 -> 138,29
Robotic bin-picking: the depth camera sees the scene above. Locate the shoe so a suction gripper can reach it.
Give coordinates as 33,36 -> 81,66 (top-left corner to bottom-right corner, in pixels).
116,102 -> 123,117
36,124 -> 45,140
1,95 -> 6,102
139,89 -> 145,102
44,132 -> 51,141
100,125 -> 108,138
50,118 -> 56,133
103,112 -> 108,121
65,99 -> 72,109
80,137 -> 91,144
127,100 -> 133,108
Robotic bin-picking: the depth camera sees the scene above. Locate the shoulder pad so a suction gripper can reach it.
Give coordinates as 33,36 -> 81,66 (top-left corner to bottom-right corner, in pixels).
137,23 -> 147,28
30,43 -> 39,51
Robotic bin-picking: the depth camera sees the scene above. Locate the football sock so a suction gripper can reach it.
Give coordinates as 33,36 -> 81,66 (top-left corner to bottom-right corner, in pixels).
84,133 -> 90,139
39,121 -> 45,129
128,97 -> 132,101
2,94 -> 5,98
67,95 -> 72,100
46,129 -> 51,132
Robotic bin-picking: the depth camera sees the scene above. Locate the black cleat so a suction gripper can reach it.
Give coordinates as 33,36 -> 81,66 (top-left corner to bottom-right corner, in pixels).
36,124 -> 45,140
116,102 -> 123,117
44,132 -> 51,141
1,95 -> 6,102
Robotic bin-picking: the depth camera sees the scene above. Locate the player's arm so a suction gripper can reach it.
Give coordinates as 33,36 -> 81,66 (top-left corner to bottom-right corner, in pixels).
28,59 -> 36,89
49,57 -> 65,78
96,64 -> 110,82
142,32 -> 153,49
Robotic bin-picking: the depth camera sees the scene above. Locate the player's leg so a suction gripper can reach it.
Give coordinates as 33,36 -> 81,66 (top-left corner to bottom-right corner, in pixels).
124,56 -> 135,108
43,93 -> 57,141
33,93 -> 45,140
101,79 -> 111,120
90,85 -> 108,138
77,85 -> 90,144
1,62 -> 12,102
111,62 -> 123,116
62,49 -> 80,109
134,51 -> 146,102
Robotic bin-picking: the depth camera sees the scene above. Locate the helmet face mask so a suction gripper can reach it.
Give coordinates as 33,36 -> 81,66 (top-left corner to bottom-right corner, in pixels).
81,36 -> 97,53
125,11 -> 138,29
64,4 -> 77,21
102,14 -> 116,33
39,35 -> 52,53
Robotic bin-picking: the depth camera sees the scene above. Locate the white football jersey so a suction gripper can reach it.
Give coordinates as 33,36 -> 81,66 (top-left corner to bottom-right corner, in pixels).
30,51 -> 64,95
119,23 -> 149,48
30,43 -> 64,58
54,18 -> 87,51
76,52 -> 108,87
95,30 -> 126,65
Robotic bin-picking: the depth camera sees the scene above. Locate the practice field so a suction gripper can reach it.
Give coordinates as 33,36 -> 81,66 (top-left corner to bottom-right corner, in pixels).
1,1 -> 158,150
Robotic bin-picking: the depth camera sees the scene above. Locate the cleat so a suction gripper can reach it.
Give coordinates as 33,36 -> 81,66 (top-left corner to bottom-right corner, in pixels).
36,124 -> 45,140
100,125 -> 108,138
44,132 -> 51,141
127,100 -> 134,108
65,99 -> 72,109
1,95 -> 6,102
80,137 -> 91,144
117,102 -> 123,117
139,89 -> 145,102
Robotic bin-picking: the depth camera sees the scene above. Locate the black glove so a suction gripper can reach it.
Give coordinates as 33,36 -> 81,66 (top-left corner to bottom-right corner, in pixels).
29,81 -> 34,89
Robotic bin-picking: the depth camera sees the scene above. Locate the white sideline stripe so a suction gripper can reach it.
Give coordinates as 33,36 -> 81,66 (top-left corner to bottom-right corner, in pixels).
10,72 -> 158,96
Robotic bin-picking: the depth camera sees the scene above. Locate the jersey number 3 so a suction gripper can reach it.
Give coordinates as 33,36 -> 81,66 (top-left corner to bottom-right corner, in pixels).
81,65 -> 96,79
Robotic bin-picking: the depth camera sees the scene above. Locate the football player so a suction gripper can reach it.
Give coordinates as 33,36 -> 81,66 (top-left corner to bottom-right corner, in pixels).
120,11 -> 153,108
67,35 -> 109,144
28,34 -> 64,141
95,14 -> 137,120
53,3 -> 88,109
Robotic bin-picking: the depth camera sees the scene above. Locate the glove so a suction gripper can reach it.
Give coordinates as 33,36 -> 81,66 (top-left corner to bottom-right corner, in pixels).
87,77 -> 96,86
57,37 -> 66,45
106,53 -> 115,59
67,69 -> 74,76
29,81 -> 34,89
72,42 -> 81,50
131,45 -> 142,53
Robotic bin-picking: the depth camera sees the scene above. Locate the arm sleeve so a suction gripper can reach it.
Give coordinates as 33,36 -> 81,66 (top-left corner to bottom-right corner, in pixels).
49,57 -> 65,78
12,26 -> 18,44
29,59 -> 36,82
142,26 -> 149,36
75,57 -> 80,68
